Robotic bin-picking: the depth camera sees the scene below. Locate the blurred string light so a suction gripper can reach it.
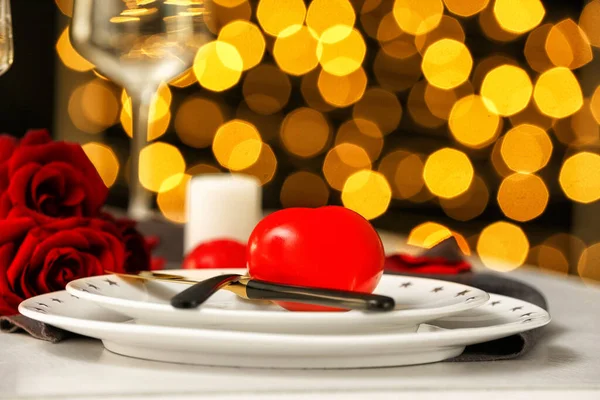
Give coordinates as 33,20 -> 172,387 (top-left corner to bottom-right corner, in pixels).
55,0 -> 73,17
212,119 -> 263,171
157,173 -> 191,224
408,80 -> 445,129
204,0 -> 252,35
449,94 -> 500,148
377,150 -> 426,200
524,23 -> 554,73
477,221 -> 530,271
479,4 -> 520,42
353,88 -> 402,135
317,27 -> 366,77
423,148 -> 474,199
236,102 -> 282,142
579,0 -> 600,48
242,64 -> 291,115
481,65 -> 532,116
374,51 -> 422,92
425,82 -> 473,120
56,27 -> 94,72
323,143 -> 371,191
139,142 -> 186,193
237,143 -> 277,186
301,69 -> 336,112
307,0 -> 356,39
497,173 -> 548,222
392,0 -> 444,36
335,119 -> 384,161
443,0 -> 489,17
493,0 -> 545,34
82,143 -> 120,188
175,96 -> 225,148
377,12 -> 418,60
187,163 -> 222,176
578,243 -> 600,281
440,175 -> 489,221
273,25 -> 320,76
257,0 -> 306,37
414,15 -> 465,56
341,170 -> 391,220
554,99 -> 599,147
318,67 -> 367,107
193,40 -> 243,92
422,39 -> 473,90
280,171 -> 330,208
501,124 -> 552,173
546,19 -> 592,70
169,68 -> 198,88
69,79 -> 120,134
407,222 -> 470,254
121,85 -> 172,140
533,67 -> 583,118
490,136 -> 514,178
280,107 -> 331,158
509,102 -> 554,131
217,20 -> 265,71
559,152 -> 600,204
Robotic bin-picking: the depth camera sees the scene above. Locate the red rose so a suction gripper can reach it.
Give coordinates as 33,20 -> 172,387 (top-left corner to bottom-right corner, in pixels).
0,129 -> 108,223
0,217 -> 127,316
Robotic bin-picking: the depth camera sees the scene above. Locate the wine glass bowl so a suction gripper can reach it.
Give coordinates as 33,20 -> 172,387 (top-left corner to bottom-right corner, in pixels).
70,0 -> 210,219
0,0 -> 13,77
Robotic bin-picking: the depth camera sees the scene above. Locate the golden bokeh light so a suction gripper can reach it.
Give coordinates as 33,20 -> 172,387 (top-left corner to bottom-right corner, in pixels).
479,5 -> 520,42
449,95 -> 500,148
212,120 -> 263,171
440,175 -> 489,221
281,107 -> 331,158
544,233 -> 586,269
318,67 -> 367,107
55,0 -> 73,17
424,81 -> 473,120
535,245 -> 569,275
579,0 -> 600,48
472,55 -> 518,90
477,222 -> 530,271
217,20 -> 265,71
280,171 -> 330,208
509,102 -> 554,131
342,170 -> 391,220
187,163 -> 222,176
559,152 -> 600,204
414,15 -> 465,55
336,119 -> 384,161
82,143 -> 120,188
169,68 -> 198,88
490,136 -> 513,178
193,40 -> 243,92
236,102 -> 282,143
68,80 -> 120,134
407,222 -> 470,254
360,0 -> 390,39
373,51 -> 422,92
242,64 -> 291,115
589,86 -> 600,125
545,19 -> 593,70
306,0 -> 356,39
578,243 -> 600,281
301,69 -> 336,112
493,0 -> 545,34
353,88 -> 402,135
407,80 -> 445,128
157,174 -> 191,224
175,96 -> 224,149
120,85 -> 172,141
422,39 -> 473,90
423,148 -> 474,199
533,67 -> 583,118
273,25 -> 319,76
139,142 -> 186,193
317,27 -> 366,77
392,0 -> 444,35
238,143 -> 278,186
378,150 -> 426,200
377,12 -> 418,60
501,124 -> 552,173
481,65 -> 532,116
567,99 -> 600,147
443,0 -> 488,17
204,0 -> 252,35
257,0 -> 306,36
524,23 -> 554,73
56,27 -> 94,72
497,173 -> 548,222
323,143 -> 372,191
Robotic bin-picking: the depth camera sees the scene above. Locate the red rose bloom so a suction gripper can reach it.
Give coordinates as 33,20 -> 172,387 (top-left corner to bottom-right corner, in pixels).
0,129 -> 108,223
0,217 -> 127,316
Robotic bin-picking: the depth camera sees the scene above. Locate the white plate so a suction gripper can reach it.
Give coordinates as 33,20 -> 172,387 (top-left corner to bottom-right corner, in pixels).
19,291 -> 550,369
66,269 -> 489,334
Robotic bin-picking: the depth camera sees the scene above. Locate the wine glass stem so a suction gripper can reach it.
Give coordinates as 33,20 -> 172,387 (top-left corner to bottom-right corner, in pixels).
128,93 -> 153,220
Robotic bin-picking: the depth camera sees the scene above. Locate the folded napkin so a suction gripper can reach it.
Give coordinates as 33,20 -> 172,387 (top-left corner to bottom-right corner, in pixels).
1,233 -> 548,362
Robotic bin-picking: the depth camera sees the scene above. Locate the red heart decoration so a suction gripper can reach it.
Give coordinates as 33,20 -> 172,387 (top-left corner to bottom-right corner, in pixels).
247,206 -> 385,311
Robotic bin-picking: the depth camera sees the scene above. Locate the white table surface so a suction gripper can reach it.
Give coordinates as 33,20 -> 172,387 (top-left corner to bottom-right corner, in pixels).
1,267 -> 599,399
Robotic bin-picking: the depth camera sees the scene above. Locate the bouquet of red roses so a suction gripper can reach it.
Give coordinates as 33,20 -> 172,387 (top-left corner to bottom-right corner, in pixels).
0,130 -> 159,316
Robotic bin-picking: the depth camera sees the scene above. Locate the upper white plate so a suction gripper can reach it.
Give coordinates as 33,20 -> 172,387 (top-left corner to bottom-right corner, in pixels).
66,269 -> 489,334
19,291 -> 550,369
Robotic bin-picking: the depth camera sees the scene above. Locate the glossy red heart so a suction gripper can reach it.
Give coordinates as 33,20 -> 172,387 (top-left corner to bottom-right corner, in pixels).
247,206 -> 384,311
183,239 -> 247,270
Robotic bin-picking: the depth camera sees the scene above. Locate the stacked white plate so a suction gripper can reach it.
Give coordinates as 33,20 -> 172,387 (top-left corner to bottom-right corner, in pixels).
19,267 -> 550,369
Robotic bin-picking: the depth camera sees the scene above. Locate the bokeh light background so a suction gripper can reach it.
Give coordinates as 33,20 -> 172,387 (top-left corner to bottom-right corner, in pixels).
53,0 -> 600,282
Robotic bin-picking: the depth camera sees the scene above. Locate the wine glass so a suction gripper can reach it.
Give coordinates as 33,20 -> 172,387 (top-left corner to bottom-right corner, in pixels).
0,0 -> 13,77
70,0 -> 209,219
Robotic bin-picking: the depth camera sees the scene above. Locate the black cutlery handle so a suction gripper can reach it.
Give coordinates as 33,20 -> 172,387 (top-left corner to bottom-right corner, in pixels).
171,274 -> 240,309
244,280 -> 395,312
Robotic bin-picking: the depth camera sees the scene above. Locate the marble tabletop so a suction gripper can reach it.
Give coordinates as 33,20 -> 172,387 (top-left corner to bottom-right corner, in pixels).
0,266 -> 599,399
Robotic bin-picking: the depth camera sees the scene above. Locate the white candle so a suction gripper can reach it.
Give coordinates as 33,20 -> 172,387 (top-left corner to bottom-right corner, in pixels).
184,174 -> 262,255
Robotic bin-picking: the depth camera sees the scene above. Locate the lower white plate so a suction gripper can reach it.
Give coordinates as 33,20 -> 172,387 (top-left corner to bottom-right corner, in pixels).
19,291 -> 550,369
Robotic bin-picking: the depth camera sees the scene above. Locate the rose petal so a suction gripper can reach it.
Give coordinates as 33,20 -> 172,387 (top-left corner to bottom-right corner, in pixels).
21,129 -> 52,146
0,217 -> 37,244
7,163 -> 40,207
31,165 -> 66,200
0,135 -> 17,162
0,243 -> 23,316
